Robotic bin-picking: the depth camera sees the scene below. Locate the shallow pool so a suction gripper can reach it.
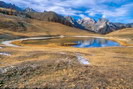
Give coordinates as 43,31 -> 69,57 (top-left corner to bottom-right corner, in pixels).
21,37 -> 121,48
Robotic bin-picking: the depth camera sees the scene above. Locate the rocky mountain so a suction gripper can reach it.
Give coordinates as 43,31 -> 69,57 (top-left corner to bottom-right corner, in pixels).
78,17 -> 96,30
114,23 -> 133,28
0,1 -> 72,27
0,1 -> 132,34
126,23 -> 133,28
0,1 -> 22,11
24,8 -> 36,13
90,18 -> 118,34
0,1 -> 31,18
0,7 -> 31,18
65,16 -> 84,29
70,17 -> 133,34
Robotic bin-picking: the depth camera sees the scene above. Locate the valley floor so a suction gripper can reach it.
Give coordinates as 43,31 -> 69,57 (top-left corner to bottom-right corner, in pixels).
0,28 -> 133,89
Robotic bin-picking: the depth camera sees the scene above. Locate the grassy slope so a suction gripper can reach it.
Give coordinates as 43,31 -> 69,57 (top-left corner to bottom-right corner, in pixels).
106,28 -> 133,45
0,15 -> 133,88
0,14 -> 97,38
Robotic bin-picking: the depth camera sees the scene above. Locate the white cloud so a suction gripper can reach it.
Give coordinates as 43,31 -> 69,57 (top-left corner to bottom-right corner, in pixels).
86,3 -> 133,18
79,14 -> 88,18
1,0 -> 133,23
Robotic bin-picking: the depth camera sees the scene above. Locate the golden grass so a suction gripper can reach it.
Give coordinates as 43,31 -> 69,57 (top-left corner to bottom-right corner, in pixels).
0,14 -> 98,37
0,18 -> 133,88
0,40 -> 133,88
1,45 -> 133,88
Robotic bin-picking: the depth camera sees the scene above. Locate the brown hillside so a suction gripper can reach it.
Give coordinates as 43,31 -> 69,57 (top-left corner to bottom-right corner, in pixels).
0,13 -> 96,37
0,7 -> 16,15
26,11 -> 73,26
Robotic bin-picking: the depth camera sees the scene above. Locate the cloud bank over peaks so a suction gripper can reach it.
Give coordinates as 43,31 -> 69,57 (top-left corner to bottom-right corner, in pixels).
1,0 -> 133,23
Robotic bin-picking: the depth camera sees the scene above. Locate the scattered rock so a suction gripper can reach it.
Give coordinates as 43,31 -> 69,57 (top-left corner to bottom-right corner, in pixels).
0,66 -> 15,74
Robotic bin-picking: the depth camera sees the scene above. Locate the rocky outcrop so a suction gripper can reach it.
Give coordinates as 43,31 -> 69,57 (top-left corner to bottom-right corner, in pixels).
65,16 -> 84,29
0,19 -> 27,32
0,7 -> 31,18
24,8 -> 36,13
77,18 -> 118,34
91,18 -> 118,34
78,17 -> 96,30
76,18 -> 133,34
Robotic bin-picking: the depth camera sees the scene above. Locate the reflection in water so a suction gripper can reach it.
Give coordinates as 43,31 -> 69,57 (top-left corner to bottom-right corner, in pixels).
13,37 -> 121,48
73,38 -> 120,48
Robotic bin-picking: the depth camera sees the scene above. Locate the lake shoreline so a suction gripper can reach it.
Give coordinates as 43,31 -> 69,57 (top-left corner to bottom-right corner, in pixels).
1,35 -> 132,48
0,29 -> 133,88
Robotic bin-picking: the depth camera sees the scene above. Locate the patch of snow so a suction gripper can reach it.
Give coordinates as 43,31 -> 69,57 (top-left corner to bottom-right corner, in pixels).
76,53 -> 90,65
2,40 -> 20,47
99,24 -> 105,28
0,52 -> 11,56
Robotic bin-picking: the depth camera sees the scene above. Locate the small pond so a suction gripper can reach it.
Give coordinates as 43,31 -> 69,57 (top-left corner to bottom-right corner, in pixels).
21,37 -> 121,48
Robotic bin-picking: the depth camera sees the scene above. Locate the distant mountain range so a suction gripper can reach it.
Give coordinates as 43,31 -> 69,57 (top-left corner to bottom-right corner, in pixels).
66,17 -> 133,34
0,1 -> 133,34
0,1 -> 22,11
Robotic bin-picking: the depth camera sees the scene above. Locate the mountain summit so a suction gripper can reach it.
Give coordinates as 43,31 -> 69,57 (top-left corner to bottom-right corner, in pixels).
78,17 -> 96,30
68,17 -> 133,34
0,1 -> 132,34
24,8 -> 36,12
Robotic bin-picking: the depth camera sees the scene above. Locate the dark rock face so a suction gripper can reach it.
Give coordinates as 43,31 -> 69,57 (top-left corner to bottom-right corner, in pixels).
0,7 -> 31,18
65,16 -> 84,29
126,23 -> 133,28
114,23 -> 133,28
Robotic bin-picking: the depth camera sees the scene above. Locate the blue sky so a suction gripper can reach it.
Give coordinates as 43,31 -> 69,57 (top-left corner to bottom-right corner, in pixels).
2,0 -> 133,23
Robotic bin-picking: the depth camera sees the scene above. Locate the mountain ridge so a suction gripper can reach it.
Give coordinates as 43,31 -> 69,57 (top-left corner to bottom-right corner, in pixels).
0,1 -> 132,34
0,1 -> 22,11
67,17 -> 133,34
